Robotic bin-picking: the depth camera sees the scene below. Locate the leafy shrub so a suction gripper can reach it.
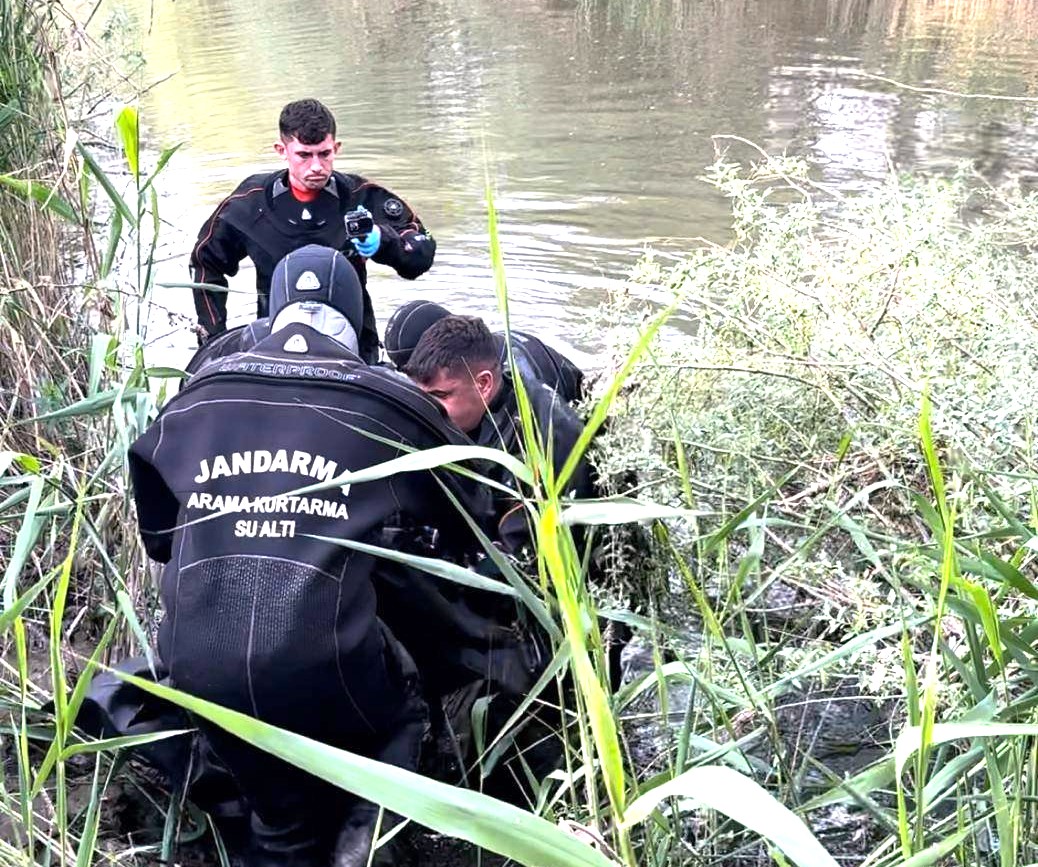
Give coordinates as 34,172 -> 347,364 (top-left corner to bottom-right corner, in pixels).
596,154 -> 1038,549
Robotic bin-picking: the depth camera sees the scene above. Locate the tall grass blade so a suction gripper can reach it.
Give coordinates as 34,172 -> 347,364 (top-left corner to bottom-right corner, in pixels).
0,573 -> 55,633
115,105 -> 139,181
0,174 -> 78,222
960,579 -> 1004,671
702,469 -> 799,554
895,723 -> 1038,777
892,827 -> 974,867
306,534 -> 519,596
615,659 -> 749,712
20,387 -> 148,423
87,334 -> 113,396
73,758 -> 104,867
801,758 -> 897,811
919,391 -> 948,526
76,142 -> 136,227
61,730 -> 193,760
140,143 -> 184,194
983,742 -> 1013,867
101,207 -> 122,278
112,671 -> 616,867
32,615 -> 118,796
765,616 -> 930,697
557,302 -> 677,495
292,443 -> 532,498
955,550 -> 1038,600
620,765 -> 838,867
1,475 -> 46,608
559,498 -> 709,526
906,392 -> 959,854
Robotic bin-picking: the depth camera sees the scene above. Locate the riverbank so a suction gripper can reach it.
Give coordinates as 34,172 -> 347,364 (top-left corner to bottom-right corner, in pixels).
590,154 -> 1038,865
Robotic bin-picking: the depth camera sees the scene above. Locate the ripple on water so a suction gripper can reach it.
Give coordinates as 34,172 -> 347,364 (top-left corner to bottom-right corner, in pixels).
133,0 -> 1038,367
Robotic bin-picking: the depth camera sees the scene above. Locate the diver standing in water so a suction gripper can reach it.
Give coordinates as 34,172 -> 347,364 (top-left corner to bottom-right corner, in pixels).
189,98 -> 435,362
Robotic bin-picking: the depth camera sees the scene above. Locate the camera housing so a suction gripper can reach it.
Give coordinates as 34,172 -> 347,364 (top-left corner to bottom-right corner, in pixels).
344,208 -> 374,240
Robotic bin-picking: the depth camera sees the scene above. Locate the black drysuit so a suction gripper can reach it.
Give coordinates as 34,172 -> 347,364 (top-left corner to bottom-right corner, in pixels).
190,170 -> 435,361
474,373 -> 596,551
183,319 -> 270,377
185,321 -> 585,411
507,331 -> 585,405
128,324 -> 486,862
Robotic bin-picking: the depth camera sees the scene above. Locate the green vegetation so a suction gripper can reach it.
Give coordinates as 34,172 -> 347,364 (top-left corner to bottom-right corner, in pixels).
590,152 -> 1038,865
5,5 -> 1038,867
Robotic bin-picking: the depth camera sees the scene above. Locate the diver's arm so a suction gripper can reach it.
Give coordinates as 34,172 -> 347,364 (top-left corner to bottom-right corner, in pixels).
189,202 -> 248,335
127,426 -> 180,564
352,180 -> 436,280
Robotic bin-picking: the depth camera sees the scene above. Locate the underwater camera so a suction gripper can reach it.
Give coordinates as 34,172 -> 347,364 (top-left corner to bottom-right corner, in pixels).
344,208 -> 374,239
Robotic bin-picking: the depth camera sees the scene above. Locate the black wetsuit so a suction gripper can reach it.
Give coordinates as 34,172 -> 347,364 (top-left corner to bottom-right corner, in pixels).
507,331 -> 585,404
189,170 -> 435,362
183,320 -> 268,377
180,326 -> 568,711
473,373 -> 595,550
128,323 -> 484,862
187,320 -> 585,412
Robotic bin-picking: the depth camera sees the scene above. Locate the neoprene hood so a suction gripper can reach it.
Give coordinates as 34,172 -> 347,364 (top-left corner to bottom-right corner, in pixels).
268,245 -> 365,336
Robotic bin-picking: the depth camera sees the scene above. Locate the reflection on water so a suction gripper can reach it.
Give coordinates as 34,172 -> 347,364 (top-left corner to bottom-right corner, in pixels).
113,0 -> 1038,364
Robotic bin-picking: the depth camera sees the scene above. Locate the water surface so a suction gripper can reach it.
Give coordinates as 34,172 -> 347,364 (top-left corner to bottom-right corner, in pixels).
122,0 -> 1038,363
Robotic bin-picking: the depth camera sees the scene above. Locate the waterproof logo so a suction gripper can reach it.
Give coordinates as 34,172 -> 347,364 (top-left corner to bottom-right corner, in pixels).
383,198 -> 404,218
283,334 -> 309,354
295,270 -> 321,292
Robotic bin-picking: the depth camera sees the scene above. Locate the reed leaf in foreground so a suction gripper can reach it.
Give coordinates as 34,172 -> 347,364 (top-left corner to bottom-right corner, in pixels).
306,533 -> 520,596
890,828 -> 975,867
901,393 -> 961,856
112,671 -> 617,867
619,765 -> 839,867
486,168 -> 635,855
0,174 -> 79,222
20,386 -> 149,423
559,498 -> 711,526
895,723 -> 1038,778
76,141 -> 135,227
115,105 -> 140,183
291,442 -> 533,497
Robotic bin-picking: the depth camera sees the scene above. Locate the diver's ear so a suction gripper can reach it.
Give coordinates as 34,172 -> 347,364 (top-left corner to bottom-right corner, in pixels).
274,139 -> 287,158
474,369 -> 496,403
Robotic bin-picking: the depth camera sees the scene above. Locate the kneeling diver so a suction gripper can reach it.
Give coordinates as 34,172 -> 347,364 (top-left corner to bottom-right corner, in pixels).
126,245 -> 491,867
384,299 -> 585,404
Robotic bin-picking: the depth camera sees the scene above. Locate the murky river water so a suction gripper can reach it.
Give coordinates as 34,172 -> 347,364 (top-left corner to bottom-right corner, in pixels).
125,0 -> 1038,365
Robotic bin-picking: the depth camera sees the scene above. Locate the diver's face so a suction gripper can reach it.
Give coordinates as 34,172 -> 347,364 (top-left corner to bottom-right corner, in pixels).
418,367 -> 496,434
275,134 -> 339,191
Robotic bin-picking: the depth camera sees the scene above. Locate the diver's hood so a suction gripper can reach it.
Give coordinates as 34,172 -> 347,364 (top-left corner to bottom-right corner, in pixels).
271,301 -> 360,355
268,243 -> 364,338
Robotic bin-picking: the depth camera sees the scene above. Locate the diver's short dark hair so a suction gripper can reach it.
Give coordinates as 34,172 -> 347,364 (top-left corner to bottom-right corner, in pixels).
404,315 -> 501,384
279,99 -> 336,144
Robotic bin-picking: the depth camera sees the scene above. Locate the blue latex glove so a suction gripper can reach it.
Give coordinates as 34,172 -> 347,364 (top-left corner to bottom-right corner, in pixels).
351,222 -> 382,258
